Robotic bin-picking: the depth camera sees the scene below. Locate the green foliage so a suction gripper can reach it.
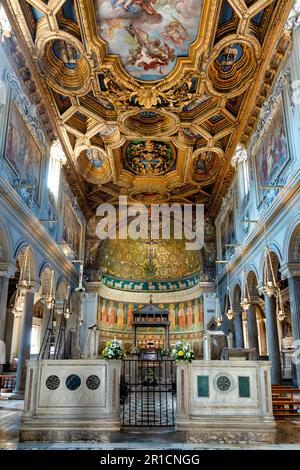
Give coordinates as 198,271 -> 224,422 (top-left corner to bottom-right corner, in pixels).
102,337 -> 126,360
171,340 -> 195,363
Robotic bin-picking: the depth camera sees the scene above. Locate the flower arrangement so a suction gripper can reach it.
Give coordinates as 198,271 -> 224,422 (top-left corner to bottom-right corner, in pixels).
171,340 -> 195,363
102,338 -> 126,360
160,346 -> 169,357
131,346 -> 140,356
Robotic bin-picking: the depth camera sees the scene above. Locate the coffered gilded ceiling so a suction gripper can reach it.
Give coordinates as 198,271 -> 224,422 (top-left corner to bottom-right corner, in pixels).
3,0 -> 293,216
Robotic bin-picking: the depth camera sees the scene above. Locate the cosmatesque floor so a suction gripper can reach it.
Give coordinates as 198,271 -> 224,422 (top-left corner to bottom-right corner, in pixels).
1,399 -> 300,450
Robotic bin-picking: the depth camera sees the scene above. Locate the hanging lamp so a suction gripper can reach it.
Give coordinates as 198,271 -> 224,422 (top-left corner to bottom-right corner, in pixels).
262,246 -> 277,297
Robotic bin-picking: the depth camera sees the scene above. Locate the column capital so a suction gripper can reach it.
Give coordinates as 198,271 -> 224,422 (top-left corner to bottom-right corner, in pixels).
18,282 -> 38,295
0,263 -> 16,278
280,262 -> 300,279
257,282 -> 267,297
233,305 -> 242,316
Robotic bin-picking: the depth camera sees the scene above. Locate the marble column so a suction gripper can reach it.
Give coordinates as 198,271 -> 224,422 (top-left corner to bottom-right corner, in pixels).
264,294 -> 282,385
287,275 -> 300,387
233,307 -> 244,348
12,288 -> 34,399
0,276 -> 9,341
246,303 -> 259,354
70,291 -> 84,359
0,276 -> 9,371
166,325 -> 170,352
257,319 -> 268,356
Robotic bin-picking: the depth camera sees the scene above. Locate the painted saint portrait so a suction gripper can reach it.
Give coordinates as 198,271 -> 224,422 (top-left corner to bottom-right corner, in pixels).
62,200 -> 82,258
255,101 -> 289,194
93,0 -> 203,80
220,209 -> 236,260
4,100 -> 42,202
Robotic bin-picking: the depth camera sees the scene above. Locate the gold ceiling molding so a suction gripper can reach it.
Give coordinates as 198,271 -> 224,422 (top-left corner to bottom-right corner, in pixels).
186,146 -> 225,187
118,109 -> 180,138
2,0 -> 295,217
35,26 -> 92,95
109,140 -> 191,199
206,36 -> 261,98
129,190 -> 171,205
76,146 -> 112,185
98,236 -> 202,282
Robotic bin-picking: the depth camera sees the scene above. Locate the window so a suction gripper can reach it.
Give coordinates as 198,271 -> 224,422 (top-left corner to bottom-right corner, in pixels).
47,140 -> 66,204
242,158 -> 250,197
234,145 -> 249,201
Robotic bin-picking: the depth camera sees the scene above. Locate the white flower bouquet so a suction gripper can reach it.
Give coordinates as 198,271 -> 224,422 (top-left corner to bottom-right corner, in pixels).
102,337 -> 126,360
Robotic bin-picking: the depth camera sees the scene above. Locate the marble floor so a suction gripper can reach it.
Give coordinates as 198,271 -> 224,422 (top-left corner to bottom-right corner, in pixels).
1,399 -> 300,450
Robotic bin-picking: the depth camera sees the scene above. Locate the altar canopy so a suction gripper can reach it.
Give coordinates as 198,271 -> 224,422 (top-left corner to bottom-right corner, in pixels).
132,302 -> 170,350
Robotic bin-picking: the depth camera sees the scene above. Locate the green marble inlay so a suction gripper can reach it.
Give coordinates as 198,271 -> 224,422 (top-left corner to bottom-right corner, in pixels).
198,376 -> 209,397
239,376 -> 250,397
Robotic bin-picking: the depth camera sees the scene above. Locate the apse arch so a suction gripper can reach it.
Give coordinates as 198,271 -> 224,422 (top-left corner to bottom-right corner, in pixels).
246,270 -> 259,298
286,222 -> 300,263
0,219 -> 12,264
13,241 -> 38,283
259,243 -> 282,285
232,284 -> 241,311
39,264 -> 56,297
244,264 -> 260,286
56,277 -> 69,302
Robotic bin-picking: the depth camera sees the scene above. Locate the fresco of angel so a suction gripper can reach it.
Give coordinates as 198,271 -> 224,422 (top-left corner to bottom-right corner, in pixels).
126,23 -> 175,74
161,20 -> 191,50
111,0 -> 161,18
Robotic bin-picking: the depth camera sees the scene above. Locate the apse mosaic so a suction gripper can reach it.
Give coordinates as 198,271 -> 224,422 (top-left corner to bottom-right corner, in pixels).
124,139 -> 176,175
98,297 -> 204,334
98,237 -> 201,281
102,273 -> 201,292
94,0 -> 204,80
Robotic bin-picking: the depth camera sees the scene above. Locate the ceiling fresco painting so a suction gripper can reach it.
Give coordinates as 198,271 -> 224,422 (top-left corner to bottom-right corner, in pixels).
2,0 -> 294,219
94,0 -> 204,81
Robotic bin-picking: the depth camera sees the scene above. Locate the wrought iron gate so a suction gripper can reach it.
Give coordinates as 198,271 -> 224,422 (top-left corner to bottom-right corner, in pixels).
120,359 -> 176,428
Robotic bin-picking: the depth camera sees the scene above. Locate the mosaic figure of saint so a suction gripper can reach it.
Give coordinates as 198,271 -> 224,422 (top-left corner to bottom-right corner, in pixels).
178,303 -> 186,329
108,300 -> 116,326
194,301 -> 199,325
169,304 -> 176,329
127,303 -> 134,327
117,303 -> 125,328
186,300 -> 193,328
101,299 -> 107,324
